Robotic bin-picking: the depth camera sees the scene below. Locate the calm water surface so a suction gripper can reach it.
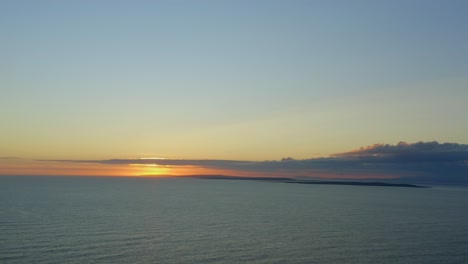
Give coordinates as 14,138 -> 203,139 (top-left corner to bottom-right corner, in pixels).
1,176 -> 468,263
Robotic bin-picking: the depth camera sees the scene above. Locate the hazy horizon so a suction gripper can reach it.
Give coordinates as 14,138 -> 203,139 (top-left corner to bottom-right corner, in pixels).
1,141 -> 467,185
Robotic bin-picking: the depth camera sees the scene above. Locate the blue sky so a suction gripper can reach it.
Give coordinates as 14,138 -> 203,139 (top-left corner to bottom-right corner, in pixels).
1,1 -> 468,177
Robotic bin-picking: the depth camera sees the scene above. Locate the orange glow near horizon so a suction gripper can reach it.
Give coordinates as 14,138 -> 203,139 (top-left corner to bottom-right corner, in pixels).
0,158 -> 403,179
0,159 -> 282,177
0,159 -> 245,177
0,159 -> 150,177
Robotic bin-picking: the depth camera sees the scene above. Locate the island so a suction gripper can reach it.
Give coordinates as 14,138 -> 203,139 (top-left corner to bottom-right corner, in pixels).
193,175 -> 428,188
284,180 -> 427,188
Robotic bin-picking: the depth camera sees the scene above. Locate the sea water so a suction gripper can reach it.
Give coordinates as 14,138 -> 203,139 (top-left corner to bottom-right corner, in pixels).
1,176 -> 468,263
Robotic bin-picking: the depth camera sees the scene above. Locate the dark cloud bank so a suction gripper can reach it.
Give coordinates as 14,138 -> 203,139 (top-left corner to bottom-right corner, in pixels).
49,141 -> 468,185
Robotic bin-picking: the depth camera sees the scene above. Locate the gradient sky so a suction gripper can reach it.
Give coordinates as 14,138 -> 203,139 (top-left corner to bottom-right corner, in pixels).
1,1 -> 468,178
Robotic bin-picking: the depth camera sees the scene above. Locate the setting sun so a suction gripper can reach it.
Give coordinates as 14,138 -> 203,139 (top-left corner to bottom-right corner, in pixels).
129,164 -> 171,176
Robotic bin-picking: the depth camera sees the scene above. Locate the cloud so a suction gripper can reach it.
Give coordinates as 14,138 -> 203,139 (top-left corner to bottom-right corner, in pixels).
43,141 -> 468,184
333,141 -> 468,163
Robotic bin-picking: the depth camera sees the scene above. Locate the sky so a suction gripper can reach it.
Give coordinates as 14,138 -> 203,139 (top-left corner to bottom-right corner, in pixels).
1,1 -> 468,182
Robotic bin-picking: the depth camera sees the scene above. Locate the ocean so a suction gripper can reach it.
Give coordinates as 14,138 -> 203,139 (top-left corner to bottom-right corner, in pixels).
1,176 -> 468,264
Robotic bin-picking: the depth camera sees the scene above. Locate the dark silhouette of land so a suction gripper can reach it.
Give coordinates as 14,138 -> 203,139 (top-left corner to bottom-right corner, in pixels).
193,175 -> 428,188
285,180 -> 427,188
194,175 -> 294,181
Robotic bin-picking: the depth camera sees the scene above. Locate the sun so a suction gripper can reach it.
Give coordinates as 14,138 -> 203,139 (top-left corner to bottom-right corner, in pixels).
129,164 -> 171,176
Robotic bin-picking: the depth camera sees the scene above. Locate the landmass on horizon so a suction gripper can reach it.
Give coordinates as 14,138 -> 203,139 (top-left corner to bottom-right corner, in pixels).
2,141 -> 465,185
192,175 -> 428,188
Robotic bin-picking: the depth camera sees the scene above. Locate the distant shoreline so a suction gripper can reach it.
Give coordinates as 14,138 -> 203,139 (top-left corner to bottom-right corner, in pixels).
284,180 -> 428,188
195,175 -> 428,188
0,175 -> 429,188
